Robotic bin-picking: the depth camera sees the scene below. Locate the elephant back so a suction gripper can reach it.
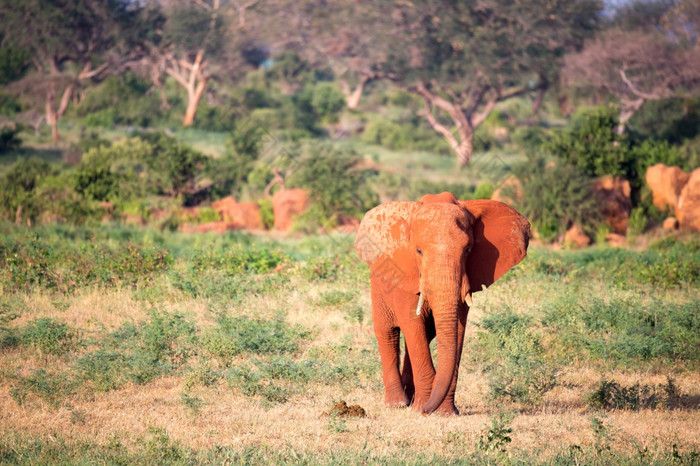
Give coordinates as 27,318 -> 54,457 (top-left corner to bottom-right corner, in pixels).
355,201 -> 418,266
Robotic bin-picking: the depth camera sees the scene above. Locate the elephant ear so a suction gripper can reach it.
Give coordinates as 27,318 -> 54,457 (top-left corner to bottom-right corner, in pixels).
458,199 -> 531,292
355,201 -> 420,295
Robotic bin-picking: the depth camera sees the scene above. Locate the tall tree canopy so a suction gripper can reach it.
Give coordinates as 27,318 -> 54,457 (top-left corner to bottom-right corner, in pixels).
282,0 -> 600,165
0,0 -> 156,142
563,0 -> 700,133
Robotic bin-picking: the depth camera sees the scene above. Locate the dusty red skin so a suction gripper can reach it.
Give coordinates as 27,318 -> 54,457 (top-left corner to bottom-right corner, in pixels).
355,192 -> 530,415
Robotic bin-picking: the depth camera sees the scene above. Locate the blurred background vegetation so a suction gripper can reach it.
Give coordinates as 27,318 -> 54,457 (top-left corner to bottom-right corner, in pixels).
0,0 -> 697,238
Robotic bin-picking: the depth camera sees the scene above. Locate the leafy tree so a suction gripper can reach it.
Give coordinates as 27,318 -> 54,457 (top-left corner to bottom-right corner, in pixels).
149,0 -> 259,126
0,0 -> 157,143
547,105 -> 689,198
563,0 -> 700,134
308,0 -> 602,165
0,46 -> 29,85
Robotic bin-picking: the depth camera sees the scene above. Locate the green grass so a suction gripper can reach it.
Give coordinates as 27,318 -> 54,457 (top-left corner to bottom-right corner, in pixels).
0,223 -> 698,461
0,429 -> 697,465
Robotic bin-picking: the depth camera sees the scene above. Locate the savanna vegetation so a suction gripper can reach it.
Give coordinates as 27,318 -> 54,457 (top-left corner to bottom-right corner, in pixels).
1,0 -> 699,463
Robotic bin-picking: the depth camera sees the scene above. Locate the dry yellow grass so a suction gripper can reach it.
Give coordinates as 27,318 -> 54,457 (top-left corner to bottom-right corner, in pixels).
1,236 -> 699,462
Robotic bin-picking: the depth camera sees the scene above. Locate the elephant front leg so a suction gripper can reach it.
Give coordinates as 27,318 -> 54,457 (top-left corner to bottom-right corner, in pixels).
375,325 -> 409,407
434,304 -> 468,415
402,324 -> 436,411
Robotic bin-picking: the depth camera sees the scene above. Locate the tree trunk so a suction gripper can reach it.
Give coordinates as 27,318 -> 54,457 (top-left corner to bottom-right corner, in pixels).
345,76 -> 371,110
182,78 -> 207,127
45,86 -> 59,144
617,98 -> 645,135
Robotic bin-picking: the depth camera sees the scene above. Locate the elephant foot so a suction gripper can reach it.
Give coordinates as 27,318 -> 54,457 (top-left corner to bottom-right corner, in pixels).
434,401 -> 460,416
384,390 -> 409,408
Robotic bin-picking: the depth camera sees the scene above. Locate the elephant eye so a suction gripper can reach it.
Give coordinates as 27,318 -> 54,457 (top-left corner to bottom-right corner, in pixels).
416,247 -> 423,256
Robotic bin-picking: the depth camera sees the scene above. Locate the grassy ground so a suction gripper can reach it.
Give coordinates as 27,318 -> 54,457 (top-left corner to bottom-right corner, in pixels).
0,223 -> 698,464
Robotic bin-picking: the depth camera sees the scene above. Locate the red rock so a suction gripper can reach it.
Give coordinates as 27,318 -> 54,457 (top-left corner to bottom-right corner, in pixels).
273,189 -> 310,231
605,232 -> 627,247
645,164 -> 690,213
180,221 -> 241,234
563,224 -> 591,248
677,168 -> 700,232
211,196 -> 263,230
592,175 -> 632,234
662,217 -> 679,231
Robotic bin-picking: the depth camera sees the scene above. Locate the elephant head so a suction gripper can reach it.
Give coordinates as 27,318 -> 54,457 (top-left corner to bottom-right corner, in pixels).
355,192 -> 530,413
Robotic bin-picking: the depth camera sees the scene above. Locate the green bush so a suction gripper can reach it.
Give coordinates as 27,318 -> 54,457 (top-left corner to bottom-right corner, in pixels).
201,314 -> 310,365
192,247 -> 288,275
287,142 -> 378,228
472,309 -> 558,405
587,377 -> 681,411
74,73 -> 163,127
310,82 -> 345,124
542,296 -> 700,365
509,155 -> 601,242
0,157 -> 58,222
20,318 -> 78,356
0,232 -> 171,292
207,123 -> 265,199
547,106 -> 630,179
74,134 -> 206,203
0,91 -> 22,115
547,105 -> 694,199
10,369 -> 76,407
0,125 -> 21,153
628,98 -> 700,144
523,242 -> 700,289
77,311 -> 196,391
0,46 -> 29,85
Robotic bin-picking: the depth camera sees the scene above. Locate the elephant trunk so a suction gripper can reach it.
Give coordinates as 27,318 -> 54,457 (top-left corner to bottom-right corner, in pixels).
421,302 -> 458,414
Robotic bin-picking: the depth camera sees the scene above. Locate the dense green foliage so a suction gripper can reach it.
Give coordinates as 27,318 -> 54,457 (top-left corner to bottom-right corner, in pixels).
510,156 -> 602,242
547,106 -> 692,196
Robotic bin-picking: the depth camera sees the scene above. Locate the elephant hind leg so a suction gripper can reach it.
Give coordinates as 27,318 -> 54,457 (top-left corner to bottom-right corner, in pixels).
400,342 -> 415,404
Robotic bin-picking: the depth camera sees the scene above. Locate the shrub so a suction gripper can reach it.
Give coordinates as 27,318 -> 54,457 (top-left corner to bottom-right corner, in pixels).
192,247 -> 288,275
509,155 -> 601,242
542,296 -> 700,365
77,311 -> 196,391
0,125 -> 21,153
472,309 -> 558,405
587,377 -> 682,411
547,105 -> 694,199
0,157 -> 58,222
207,123 -> 265,199
74,135 -> 206,203
0,46 -> 30,85
0,232 -> 170,292
10,369 -> 76,407
201,314 -> 310,365
287,142 -> 378,227
74,72 -> 163,127
310,82 -> 345,124
20,318 -> 78,356
546,105 -> 630,179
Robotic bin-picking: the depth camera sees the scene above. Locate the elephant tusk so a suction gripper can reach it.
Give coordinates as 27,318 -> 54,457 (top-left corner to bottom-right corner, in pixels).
464,292 -> 473,307
416,293 -> 425,316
